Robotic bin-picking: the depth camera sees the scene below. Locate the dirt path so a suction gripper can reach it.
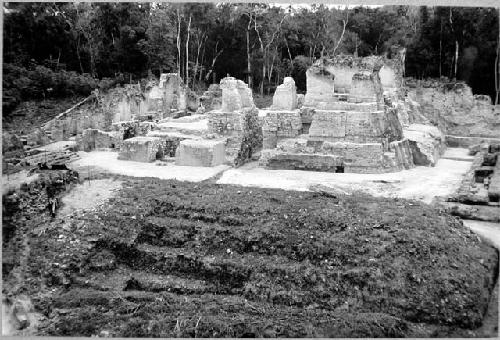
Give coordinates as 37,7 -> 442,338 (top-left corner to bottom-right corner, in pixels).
58,178 -> 123,216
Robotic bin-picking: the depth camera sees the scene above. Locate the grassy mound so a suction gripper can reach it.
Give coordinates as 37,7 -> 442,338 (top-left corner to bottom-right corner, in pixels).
14,178 -> 499,337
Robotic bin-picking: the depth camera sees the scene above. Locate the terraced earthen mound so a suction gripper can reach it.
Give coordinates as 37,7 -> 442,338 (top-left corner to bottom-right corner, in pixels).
6,178 -> 499,337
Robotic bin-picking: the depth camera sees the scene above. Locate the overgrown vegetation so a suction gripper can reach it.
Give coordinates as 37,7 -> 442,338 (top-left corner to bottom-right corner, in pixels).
4,178 -> 497,337
3,3 -> 499,104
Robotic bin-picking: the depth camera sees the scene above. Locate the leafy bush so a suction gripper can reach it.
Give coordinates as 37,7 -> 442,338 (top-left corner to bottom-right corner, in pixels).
2,63 -> 105,117
291,55 -> 312,92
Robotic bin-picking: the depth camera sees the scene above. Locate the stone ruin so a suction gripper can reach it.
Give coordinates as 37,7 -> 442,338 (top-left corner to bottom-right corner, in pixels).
406,78 -> 500,139
204,77 -> 261,166
443,142 -> 500,222
259,54 -> 429,173
197,84 -> 222,113
115,76 -> 261,167
145,73 -> 199,119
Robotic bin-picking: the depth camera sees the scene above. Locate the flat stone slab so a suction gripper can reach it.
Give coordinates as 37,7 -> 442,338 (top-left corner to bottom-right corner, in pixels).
156,119 -> 208,135
34,140 -> 77,152
118,136 -> 162,163
176,139 -> 226,167
147,130 -> 201,140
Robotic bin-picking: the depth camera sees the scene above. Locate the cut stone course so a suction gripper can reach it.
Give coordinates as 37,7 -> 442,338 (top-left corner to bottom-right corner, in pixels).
118,136 -> 162,163
176,139 -> 226,167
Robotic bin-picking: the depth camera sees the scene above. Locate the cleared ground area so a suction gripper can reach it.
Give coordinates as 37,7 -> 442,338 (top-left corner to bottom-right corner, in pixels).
69,151 -> 230,182
218,150 -> 472,204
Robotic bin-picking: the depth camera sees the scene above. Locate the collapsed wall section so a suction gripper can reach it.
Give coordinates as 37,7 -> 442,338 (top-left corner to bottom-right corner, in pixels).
406,79 -> 500,139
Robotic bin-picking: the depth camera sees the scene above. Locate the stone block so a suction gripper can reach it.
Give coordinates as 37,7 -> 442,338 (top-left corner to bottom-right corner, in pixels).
272,77 -> 298,110
176,139 -> 225,167
404,124 -> 445,166
118,136 -> 162,162
260,149 -> 343,172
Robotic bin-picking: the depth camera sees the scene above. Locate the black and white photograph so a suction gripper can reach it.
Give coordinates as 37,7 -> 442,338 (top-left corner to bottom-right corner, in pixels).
2,0 -> 499,337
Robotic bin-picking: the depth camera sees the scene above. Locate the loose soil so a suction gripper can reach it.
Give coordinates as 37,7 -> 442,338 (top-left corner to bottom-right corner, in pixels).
3,176 -> 498,337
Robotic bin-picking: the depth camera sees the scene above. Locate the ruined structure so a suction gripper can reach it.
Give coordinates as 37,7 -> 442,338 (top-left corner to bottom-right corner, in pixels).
406,78 -> 500,141
118,136 -> 163,163
198,84 -> 222,113
260,54 -> 420,173
444,142 -> 500,222
114,77 -> 261,166
201,77 -> 261,166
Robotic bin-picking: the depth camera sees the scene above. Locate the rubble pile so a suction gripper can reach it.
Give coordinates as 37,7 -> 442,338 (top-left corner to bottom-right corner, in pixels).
444,142 -> 500,222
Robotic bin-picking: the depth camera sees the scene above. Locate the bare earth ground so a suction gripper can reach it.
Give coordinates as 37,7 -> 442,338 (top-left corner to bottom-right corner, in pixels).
219,151 -> 472,204
58,178 -> 123,216
69,148 -> 471,204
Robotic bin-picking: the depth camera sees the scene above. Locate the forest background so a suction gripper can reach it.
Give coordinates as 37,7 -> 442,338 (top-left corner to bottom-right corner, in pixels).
3,2 -> 500,116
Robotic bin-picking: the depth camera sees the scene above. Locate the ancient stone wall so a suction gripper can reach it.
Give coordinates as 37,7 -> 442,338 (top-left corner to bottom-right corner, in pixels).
208,108 -> 261,165
118,136 -> 162,162
79,129 -> 121,152
406,79 -> 500,138
205,77 -> 261,166
262,111 -> 302,149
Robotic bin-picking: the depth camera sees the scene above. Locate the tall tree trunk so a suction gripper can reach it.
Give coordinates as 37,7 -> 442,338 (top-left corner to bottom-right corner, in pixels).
185,15 -> 192,84
76,35 -> 85,74
199,40 -> 207,84
495,8 -> 500,105
205,41 -> 223,83
332,11 -> 348,57
284,37 -> 292,63
246,17 -> 252,89
193,33 -> 204,88
176,8 -> 182,78
439,20 -> 443,78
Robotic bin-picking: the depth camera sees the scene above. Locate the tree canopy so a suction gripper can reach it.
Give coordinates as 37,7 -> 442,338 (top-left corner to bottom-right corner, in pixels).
3,2 -> 499,99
